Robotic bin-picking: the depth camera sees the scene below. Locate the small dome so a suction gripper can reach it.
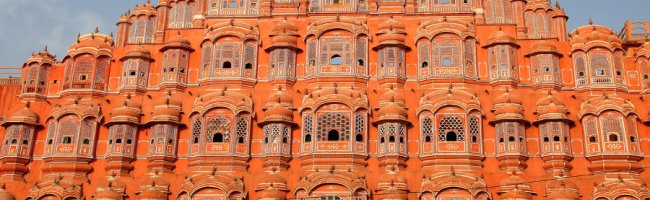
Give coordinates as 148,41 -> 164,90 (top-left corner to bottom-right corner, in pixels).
149,92 -> 182,124
25,47 -> 56,65
485,29 -> 518,47
121,45 -> 152,61
109,95 -> 142,125
495,104 -> 524,116
264,103 -> 293,123
4,102 -> 39,127
494,90 -> 522,105
570,23 -> 622,48
67,29 -> 114,56
267,19 -> 300,51
256,172 -> 289,199
527,40 -> 561,56
379,89 -> 405,105
376,169 -> 407,189
377,102 -> 408,122
258,172 -> 288,186
161,32 -> 192,51
374,18 -> 408,49
377,17 -> 405,31
271,19 -> 299,34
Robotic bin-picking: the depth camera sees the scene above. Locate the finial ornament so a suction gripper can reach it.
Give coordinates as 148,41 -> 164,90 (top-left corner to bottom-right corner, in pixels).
555,0 -> 561,8
44,45 -> 48,52
588,18 -> 593,25
95,26 -> 100,33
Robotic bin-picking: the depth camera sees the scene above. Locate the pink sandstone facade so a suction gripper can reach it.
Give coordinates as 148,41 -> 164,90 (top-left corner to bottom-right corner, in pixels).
0,0 -> 650,199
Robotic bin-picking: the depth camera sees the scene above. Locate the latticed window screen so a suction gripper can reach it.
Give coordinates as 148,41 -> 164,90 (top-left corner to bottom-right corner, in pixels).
58,119 -> 78,143
213,42 -> 242,69
601,117 -> 624,141
303,114 -> 313,137
206,117 -> 230,142
191,118 -> 202,143
422,117 -> 433,142
464,39 -> 476,76
418,42 -> 431,68
354,113 -> 365,134
438,116 -> 464,141
236,118 -> 248,143
201,44 -> 213,78
168,1 -> 194,28
244,42 -> 257,68
316,113 -> 350,141
589,53 -> 611,77
469,116 -> 480,141
355,37 -> 367,67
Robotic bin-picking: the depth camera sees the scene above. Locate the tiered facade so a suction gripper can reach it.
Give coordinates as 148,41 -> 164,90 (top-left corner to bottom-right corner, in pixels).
1,0 -> 650,199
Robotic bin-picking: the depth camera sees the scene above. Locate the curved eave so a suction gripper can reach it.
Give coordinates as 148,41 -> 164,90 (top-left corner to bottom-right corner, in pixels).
143,120 -> 186,127
1,121 -> 42,128
372,118 -> 411,126
532,118 -> 574,126
372,42 -> 411,51
264,44 -> 302,52
488,118 -> 531,126
257,120 -> 297,126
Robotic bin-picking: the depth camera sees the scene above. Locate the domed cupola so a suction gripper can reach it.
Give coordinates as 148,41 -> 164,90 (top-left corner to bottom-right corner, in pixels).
255,170 -> 289,200
570,21 -> 622,51
108,95 -> 142,126
485,29 -> 519,48
2,102 -> 40,127
374,166 -> 408,200
148,91 -> 183,125
93,179 -> 127,200
67,27 -> 114,57
545,178 -> 581,200
161,31 -> 192,52
491,88 -> 527,124
374,17 -> 408,50
533,91 -> 571,125
498,173 -> 535,200
267,18 -> 300,51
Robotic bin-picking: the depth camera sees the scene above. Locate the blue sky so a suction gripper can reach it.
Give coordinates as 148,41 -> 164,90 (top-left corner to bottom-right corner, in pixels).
0,0 -> 647,68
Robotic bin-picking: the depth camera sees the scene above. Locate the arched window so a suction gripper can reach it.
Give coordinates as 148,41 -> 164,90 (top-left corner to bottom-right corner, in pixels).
422,62 -> 429,68
425,136 -> 432,142
116,138 -> 123,144
438,116 -> 464,141
63,137 -> 72,144
608,134 -> 619,142
589,136 -> 597,143
282,137 -> 288,144
355,134 -> 363,142
543,137 -> 549,142
389,136 -> 395,142
330,55 -> 343,65
213,133 -> 224,142
553,136 -> 560,142
380,137 -> 385,143
445,131 -> 458,141
83,139 -> 90,144
305,134 -> 312,142
245,63 -> 253,69
223,61 -> 232,68
238,137 -> 245,144
328,130 -> 340,141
